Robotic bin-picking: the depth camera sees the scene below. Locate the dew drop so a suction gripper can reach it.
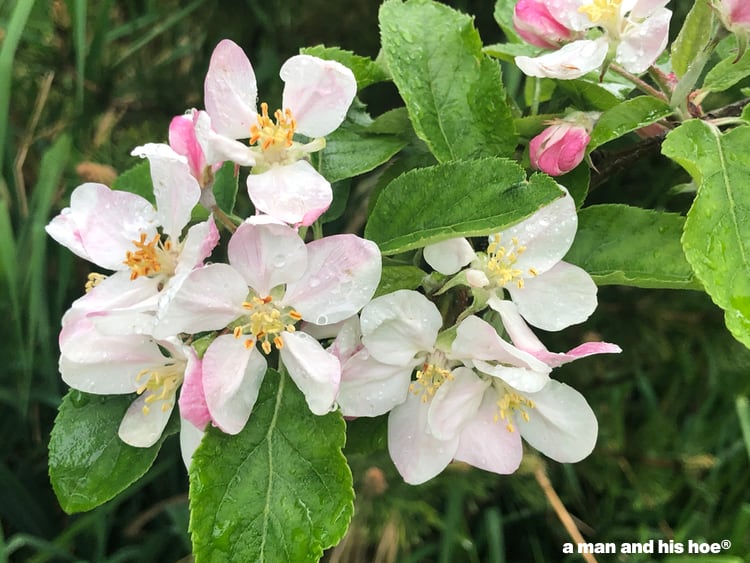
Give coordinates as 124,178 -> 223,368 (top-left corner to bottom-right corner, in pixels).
309,277 -> 321,288
272,254 -> 286,268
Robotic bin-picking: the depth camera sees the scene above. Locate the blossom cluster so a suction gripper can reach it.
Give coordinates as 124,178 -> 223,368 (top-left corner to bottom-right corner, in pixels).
47,38 -> 619,484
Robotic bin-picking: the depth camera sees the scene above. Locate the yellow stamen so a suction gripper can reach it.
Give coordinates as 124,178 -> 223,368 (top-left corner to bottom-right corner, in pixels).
233,296 -> 303,354
135,363 -> 184,415
484,233 -> 531,289
85,272 -> 107,292
124,233 -> 162,280
494,390 -> 535,433
249,102 -> 297,151
409,362 -> 454,403
578,0 -> 621,23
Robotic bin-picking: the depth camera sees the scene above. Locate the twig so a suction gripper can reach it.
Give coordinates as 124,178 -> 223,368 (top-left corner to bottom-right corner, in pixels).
534,464 -> 598,563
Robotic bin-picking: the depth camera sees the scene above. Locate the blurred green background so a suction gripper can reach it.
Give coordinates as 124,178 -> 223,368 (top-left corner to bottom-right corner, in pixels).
1,0 -> 748,561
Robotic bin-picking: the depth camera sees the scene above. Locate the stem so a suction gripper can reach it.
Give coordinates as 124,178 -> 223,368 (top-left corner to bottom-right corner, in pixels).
211,205 -> 238,233
609,64 -> 669,102
531,77 -> 542,116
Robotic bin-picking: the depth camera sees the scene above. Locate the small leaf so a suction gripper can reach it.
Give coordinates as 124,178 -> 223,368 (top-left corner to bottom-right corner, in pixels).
557,79 -> 624,111
557,163 -> 590,208
483,42 -> 541,62
564,205 -> 700,289
189,370 -> 353,563
379,0 -> 516,162
320,124 -> 407,183
671,0 -> 715,78
301,45 -> 390,90
588,97 -> 673,151
212,160 -> 239,215
111,161 -> 154,203
49,391 -> 176,514
493,0 -> 522,43
374,264 -> 426,298
702,48 -> 750,94
365,157 -> 563,254
662,120 -> 750,347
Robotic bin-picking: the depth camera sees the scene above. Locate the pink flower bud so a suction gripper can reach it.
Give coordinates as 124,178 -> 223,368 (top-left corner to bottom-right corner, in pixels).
529,123 -> 590,176
513,0 -> 573,49
715,0 -> 750,31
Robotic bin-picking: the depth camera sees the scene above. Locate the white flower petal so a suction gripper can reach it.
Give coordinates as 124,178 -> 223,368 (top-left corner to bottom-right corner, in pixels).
194,110 -> 256,166
617,8 -> 671,74
119,395 -> 174,448
515,38 -> 608,79
423,238 -> 475,275
283,234 -> 381,325
281,54 -> 357,138
204,39 -> 258,139
179,417 -> 205,470
360,290 -> 442,366
454,390 -> 523,475
174,216 -> 219,277
247,161 -> 332,226
519,380 -> 598,463
387,393 -> 459,485
506,261 -> 597,331
280,331 -> 340,415
227,222 -> 308,296
130,143 -> 200,239
153,263 -> 247,338
337,349 -> 412,417
203,334 -> 267,434
428,367 -> 489,440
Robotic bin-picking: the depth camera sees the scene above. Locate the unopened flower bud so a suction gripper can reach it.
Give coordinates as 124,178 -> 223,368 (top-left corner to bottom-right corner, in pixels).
513,0 -> 573,49
713,0 -> 750,60
529,121 -> 591,176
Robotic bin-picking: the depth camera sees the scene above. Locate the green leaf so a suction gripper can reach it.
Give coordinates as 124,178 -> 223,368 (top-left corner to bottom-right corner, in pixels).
189,370 -> 353,563
558,79 -> 625,111
320,180 -> 351,224
374,264 -> 426,298
564,205 -> 700,289
49,391 -> 176,514
365,157 -> 563,254
212,160 -> 239,215
483,42 -> 540,62
379,0 -> 516,162
344,416 -> 388,456
301,45 -> 389,90
557,162 -> 590,208
320,124 -> 407,183
662,120 -> 750,347
588,97 -> 673,151
702,48 -> 750,94
493,0 -> 522,43
111,161 -> 155,203
670,0 -> 715,78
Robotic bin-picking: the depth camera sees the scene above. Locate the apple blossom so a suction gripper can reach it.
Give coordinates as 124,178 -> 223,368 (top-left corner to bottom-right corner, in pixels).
529,120 -> 591,176
514,0 -> 576,49
514,0 -> 672,78
424,188 -> 598,331
202,39 -> 357,225
154,221 -> 381,433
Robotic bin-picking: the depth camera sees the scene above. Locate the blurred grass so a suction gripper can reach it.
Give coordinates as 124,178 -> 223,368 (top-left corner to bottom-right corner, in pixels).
0,1 -> 748,562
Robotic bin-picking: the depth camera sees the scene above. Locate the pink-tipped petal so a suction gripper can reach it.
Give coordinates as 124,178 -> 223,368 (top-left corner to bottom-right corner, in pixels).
281,55 -> 357,138
204,39 -> 258,139
283,234 -> 381,325
175,215 -> 220,276
202,334 -> 267,434
247,161 -> 332,226
617,8 -> 671,74
227,222 -> 308,296
178,347 -> 210,429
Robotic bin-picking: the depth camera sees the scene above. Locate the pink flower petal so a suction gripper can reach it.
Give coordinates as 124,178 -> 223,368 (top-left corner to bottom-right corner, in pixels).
281,55 -> 357,138
283,234 -> 381,325
247,161 -> 332,226
204,39 -> 258,139
175,215 -> 220,276
178,347 -> 210,429
202,334 -> 267,434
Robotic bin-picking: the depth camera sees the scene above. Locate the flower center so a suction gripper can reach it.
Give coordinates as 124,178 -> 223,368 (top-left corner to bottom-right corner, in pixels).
234,295 -> 303,354
123,233 -> 176,281
136,361 -> 184,415
409,352 -> 454,403
249,102 -> 297,152
494,387 -> 535,433
578,0 -> 621,24
484,234 -> 537,289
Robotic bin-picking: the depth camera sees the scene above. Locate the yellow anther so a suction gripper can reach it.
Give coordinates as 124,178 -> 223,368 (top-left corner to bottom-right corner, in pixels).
495,390 -> 535,433
135,363 -> 184,416
578,0 -> 621,23
528,267 -> 538,276
243,338 -> 255,349
484,233 -> 531,288
234,326 -> 243,338
409,362 -> 454,403
124,233 -> 162,280
261,340 -> 272,354
273,335 -> 284,350
85,272 -> 107,292
249,102 -> 297,151
236,296 -> 303,354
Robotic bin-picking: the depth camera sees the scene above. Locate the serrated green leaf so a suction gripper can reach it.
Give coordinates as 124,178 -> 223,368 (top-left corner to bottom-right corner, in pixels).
365,157 -> 563,254
588,97 -> 673,151
320,124 -> 407,183
662,120 -> 750,347
111,160 -> 154,203
671,0 -> 714,78
379,0 -> 516,162
301,45 -> 389,90
493,0 -> 522,43
564,205 -> 700,289
702,48 -> 750,94
374,264 -> 426,298
49,391 -> 177,514
212,160 -> 239,215
189,370 -> 353,563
